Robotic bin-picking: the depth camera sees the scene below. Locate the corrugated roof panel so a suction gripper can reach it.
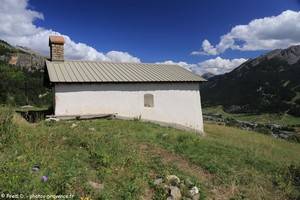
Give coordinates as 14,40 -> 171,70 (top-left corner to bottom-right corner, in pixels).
140,64 -> 165,81
98,62 -> 119,81
79,62 -> 98,82
69,62 -> 85,82
59,62 -> 73,82
112,63 -> 133,82
46,60 -> 206,83
131,63 -> 145,81
46,61 -> 59,82
91,62 -> 110,81
75,62 -> 92,82
133,63 -> 157,81
64,62 -> 77,82
85,62 -> 103,82
123,63 -> 147,82
107,62 -> 127,82
55,64 -> 66,82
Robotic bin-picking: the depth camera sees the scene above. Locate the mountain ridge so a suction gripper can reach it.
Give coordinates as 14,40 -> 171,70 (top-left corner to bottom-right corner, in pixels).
0,39 -> 45,71
201,45 -> 300,116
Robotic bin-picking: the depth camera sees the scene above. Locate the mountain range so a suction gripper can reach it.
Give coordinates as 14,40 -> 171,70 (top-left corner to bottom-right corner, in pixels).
0,40 -> 45,71
201,45 -> 300,116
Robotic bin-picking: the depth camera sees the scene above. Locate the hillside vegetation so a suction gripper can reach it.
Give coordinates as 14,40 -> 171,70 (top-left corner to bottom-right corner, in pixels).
203,106 -> 300,127
1,108 -> 300,199
0,39 -> 51,111
201,45 -> 300,116
0,61 -> 51,106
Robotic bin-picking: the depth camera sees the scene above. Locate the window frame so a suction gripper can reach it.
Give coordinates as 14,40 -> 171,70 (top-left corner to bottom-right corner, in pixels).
144,93 -> 154,108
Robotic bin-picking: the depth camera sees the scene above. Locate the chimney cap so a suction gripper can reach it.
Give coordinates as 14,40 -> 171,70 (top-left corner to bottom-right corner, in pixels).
49,35 -> 65,45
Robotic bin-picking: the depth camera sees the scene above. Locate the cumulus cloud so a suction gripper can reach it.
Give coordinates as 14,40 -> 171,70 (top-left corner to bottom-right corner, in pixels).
192,10 -> 300,55
156,60 -> 197,70
196,57 -> 247,74
157,57 -> 247,75
191,40 -> 218,56
0,0 -> 140,62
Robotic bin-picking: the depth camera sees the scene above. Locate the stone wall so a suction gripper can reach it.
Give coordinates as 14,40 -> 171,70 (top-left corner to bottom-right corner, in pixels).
50,44 -> 64,61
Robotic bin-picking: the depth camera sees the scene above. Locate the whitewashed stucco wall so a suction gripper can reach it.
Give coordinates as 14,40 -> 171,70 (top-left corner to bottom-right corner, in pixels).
54,82 -> 204,133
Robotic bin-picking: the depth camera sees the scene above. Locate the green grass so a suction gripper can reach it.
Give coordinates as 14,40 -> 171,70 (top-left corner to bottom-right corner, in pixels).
1,108 -> 300,199
203,105 -> 300,126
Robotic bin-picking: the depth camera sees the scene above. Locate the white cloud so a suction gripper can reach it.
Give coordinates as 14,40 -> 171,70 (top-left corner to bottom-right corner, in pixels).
157,57 -> 247,75
192,10 -> 300,55
196,57 -> 247,74
191,40 -> 218,56
106,51 -> 140,63
0,0 -> 140,62
156,60 -> 197,71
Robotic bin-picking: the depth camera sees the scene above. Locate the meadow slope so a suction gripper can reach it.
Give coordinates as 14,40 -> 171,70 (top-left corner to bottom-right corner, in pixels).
0,109 -> 300,199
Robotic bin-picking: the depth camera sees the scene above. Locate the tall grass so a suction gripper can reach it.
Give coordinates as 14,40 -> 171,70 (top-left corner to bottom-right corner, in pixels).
0,106 -> 16,148
0,114 -> 299,199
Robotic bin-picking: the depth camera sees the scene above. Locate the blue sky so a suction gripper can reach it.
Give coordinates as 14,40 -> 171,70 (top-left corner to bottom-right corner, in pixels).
30,0 -> 299,63
1,0 -> 300,74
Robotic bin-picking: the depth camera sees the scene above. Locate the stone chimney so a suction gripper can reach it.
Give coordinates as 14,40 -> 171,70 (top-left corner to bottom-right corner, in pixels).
49,36 -> 65,61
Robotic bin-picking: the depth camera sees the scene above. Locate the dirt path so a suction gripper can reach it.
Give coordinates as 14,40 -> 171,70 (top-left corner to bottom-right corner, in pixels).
138,142 -> 238,200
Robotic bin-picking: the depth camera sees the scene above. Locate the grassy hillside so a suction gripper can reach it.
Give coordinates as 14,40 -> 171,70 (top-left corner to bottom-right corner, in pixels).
1,108 -> 300,199
203,106 -> 300,126
0,61 -> 52,106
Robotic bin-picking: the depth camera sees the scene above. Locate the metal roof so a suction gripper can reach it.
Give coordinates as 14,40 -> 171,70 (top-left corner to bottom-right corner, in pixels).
46,60 -> 205,83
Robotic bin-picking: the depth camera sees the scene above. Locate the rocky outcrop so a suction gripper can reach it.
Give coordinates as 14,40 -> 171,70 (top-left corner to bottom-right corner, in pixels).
201,72 -> 215,80
0,39 -> 46,71
153,175 -> 200,200
265,45 -> 300,65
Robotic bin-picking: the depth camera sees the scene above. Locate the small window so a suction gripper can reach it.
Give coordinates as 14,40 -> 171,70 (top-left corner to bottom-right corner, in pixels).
144,94 -> 154,108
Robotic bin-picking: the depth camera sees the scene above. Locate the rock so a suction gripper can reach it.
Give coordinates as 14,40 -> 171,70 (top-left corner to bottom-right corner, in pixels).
189,186 -> 200,200
163,184 -> 170,193
154,178 -> 163,185
21,105 -> 33,109
185,178 -> 194,188
88,127 -> 96,131
169,186 -> 181,200
179,182 -> 186,190
32,164 -> 40,172
45,117 -> 60,122
166,175 -> 180,186
190,186 -> 199,196
16,155 -> 24,160
88,181 -> 104,190
41,176 -> 48,182
192,193 -> 200,200
70,123 -> 77,128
